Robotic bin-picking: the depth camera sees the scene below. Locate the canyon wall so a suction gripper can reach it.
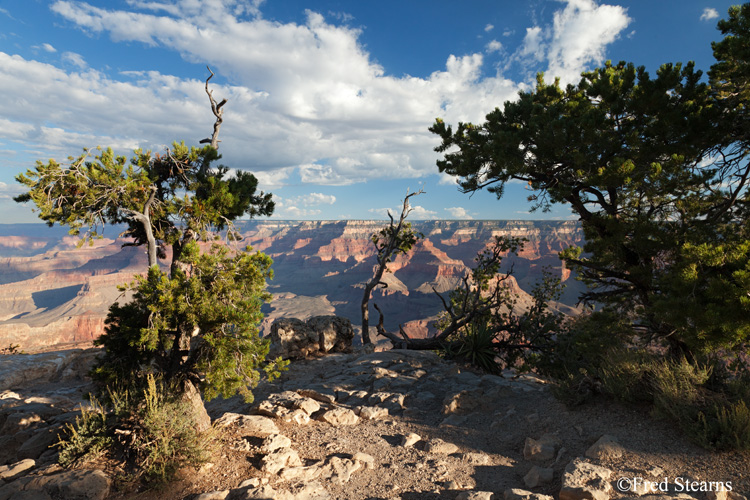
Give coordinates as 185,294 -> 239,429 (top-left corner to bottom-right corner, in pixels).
0,220 -> 585,352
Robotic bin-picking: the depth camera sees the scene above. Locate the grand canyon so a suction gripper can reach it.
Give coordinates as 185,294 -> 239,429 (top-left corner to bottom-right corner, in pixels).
0,220 -> 585,352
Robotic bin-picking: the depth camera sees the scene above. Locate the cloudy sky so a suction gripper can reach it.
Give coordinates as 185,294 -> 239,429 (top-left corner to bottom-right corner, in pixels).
0,0 -> 737,223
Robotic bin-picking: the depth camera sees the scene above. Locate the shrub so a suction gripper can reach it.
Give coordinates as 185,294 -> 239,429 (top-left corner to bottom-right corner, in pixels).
454,321 -> 501,374
57,375 -> 216,485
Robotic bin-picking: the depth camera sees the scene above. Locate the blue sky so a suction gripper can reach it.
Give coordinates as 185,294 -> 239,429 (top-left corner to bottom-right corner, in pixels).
0,0 -> 739,223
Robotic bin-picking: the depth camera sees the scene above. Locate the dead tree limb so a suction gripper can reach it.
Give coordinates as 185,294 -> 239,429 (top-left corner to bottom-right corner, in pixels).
375,236 -> 525,350
201,66 -> 227,150
361,189 -> 424,344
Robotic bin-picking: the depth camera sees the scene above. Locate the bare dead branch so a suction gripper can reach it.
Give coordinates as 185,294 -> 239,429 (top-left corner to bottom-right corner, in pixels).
204,66 -> 227,150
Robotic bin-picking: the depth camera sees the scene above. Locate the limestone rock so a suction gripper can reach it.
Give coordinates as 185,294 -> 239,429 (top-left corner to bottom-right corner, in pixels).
523,434 -> 561,462
0,459 -> 35,481
306,315 -> 354,353
261,448 -> 303,474
424,438 -> 459,455
504,488 -> 555,500
269,316 -> 353,360
0,469 -> 111,500
260,434 -> 292,454
457,492 -> 495,500
294,397 -> 321,416
298,388 -> 337,405
214,413 -> 279,436
17,426 -> 62,460
559,457 -> 613,500
356,406 -> 388,420
352,452 -> 375,469
195,491 -> 230,500
318,407 -> 359,426
585,435 -> 624,461
401,433 -> 421,448
524,466 -> 554,488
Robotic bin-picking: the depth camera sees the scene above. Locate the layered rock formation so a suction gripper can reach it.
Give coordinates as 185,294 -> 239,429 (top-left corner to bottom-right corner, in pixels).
0,220 -> 585,351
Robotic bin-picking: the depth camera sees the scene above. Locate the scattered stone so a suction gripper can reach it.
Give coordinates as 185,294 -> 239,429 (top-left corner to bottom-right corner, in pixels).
261,449 -> 303,475
524,466 -> 554,488
214,414 -> 279,437
441,414 -> 468,426
457,492 -> 495,500
459,452 -> 491,465
504,488 -> 554,500
523,434 -> 561,462
0,459 -> 35,481
195,491 -> 230,500
424,438 -> 459,455
356,406 -> 388,420
260,434 -> 292,453
401,433 -> 421,448
585,435 -> 624,461
0,469 -> 111,500
706,491 -> 749,500
559,457 -> 613,500
318,407 -> 359,426
294,397 -> 321,415
352,452 -> 375,469
284,409 -> 311,426
298,388 -> 337,405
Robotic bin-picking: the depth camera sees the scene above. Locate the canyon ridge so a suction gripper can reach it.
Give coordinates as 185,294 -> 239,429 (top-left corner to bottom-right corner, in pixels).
0,220 -> 585,352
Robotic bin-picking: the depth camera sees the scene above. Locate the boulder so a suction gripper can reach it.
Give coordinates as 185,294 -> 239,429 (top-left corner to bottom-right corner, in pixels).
524,466 -> 554,488
269,316 -> 353,360
585,435 -> 624,461
559,457 -> 613,500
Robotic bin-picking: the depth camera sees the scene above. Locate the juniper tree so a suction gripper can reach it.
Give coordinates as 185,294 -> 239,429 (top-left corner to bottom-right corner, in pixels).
429,9 -> 750,358
15,70 -> 285,401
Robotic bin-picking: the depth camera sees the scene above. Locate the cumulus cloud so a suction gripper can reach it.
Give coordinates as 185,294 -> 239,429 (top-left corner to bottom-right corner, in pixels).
512,0 -> 630,84
62,51 -> 87,68
700,8 -> 719,21
288,193 -> 337,206
484,23 -> 494,32
0,0 -> 630,194
445,207 -> 473,219
486,40 -> 503,53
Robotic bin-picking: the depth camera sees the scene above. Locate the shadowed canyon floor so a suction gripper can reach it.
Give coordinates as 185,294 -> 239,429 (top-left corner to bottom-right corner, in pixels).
0,348 -> 747,499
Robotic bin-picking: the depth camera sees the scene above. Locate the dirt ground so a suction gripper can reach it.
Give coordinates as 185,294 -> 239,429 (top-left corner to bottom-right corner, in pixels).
88,349 -> 750,500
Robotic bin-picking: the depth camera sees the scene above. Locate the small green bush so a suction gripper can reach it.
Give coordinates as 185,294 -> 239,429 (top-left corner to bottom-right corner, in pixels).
57,398 -> 111,468
455,322 -> 501,374
57,375 -> 216,485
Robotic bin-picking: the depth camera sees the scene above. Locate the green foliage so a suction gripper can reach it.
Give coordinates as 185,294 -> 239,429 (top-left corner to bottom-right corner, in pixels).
92,243 -> 287,402
57,376 -> 217,485
57,398 -> 112,468
431,10 -> 750,357
15,143 -> 273,251
452,322 -> 501,374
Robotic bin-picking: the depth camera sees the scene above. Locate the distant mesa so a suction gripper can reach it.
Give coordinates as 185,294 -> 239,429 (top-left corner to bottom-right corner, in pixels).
0,220 -> 584,352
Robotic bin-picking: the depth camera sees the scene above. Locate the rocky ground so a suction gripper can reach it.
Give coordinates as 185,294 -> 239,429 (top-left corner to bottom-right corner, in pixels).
0,347 -> 748,500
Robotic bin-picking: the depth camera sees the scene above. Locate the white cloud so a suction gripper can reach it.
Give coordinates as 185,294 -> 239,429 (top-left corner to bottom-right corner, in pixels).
512,0 -> 630,85
486,40 -> 503,53
445,207 -> 473,219
0,0 -> 628,196
61,51 -> 87,68
288,193 -> 336,206
484,24 -> 494,32
700,8 -> 719,21
41,43 -> 57,53
408,205 -> 438,220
